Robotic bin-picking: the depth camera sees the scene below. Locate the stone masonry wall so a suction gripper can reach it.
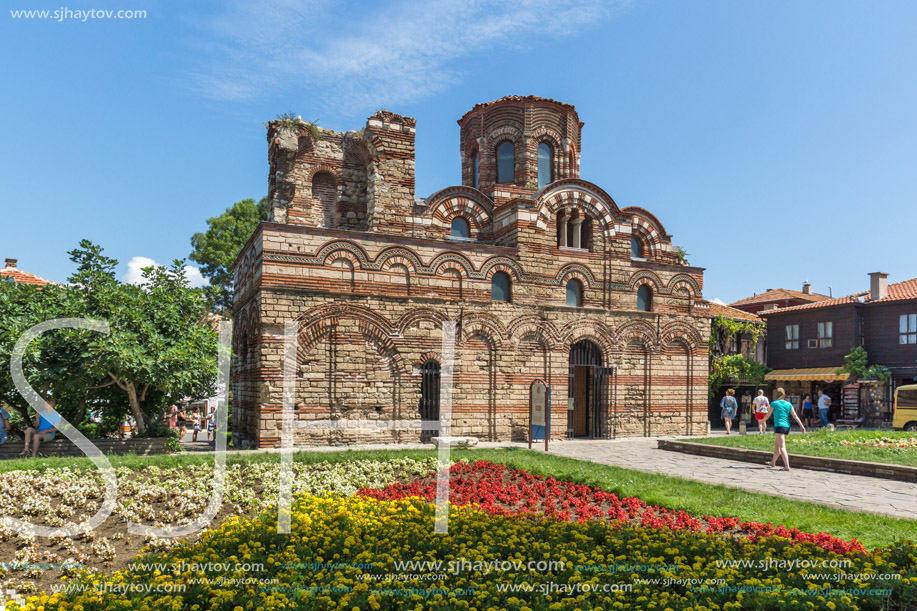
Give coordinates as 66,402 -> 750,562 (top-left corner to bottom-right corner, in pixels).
233,224 -> 709,447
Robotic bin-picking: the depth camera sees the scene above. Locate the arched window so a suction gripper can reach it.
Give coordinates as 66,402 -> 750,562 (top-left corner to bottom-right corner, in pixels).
450,217 -> 470,239
496,141 -> 514,183
471,151 -> 479,189
538,142 -> 552,188
630,236 -> 642,259
491,271 -> 511,302
566,280 -> 583,307
312,171 -> 337,228
637,285 -> 653,312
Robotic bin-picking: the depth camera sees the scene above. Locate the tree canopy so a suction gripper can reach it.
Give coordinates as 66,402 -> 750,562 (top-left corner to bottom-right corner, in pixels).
189,197 -> 268,312
0,240 -> 219,433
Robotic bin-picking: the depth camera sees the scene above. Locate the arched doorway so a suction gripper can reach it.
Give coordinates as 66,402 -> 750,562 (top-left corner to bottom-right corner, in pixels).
568,340 -> 612,438
419,359 -> 440,442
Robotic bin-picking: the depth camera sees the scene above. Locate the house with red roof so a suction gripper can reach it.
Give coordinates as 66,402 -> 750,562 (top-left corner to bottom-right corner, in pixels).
729,282 -> 831,314
0,258 -> 57,287
760,273 -> 917,424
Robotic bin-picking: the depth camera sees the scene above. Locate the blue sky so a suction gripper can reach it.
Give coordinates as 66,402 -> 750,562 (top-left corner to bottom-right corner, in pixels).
2,0 -> 915,304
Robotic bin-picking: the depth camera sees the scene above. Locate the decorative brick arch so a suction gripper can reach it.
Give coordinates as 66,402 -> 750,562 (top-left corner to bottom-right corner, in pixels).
425,191 -> 493,239
622,206 -> 670,240
666,274 -> 701,298
459,313 -> 506,349
615,320 -> 659,352
376,247 -> 423,274
315,240 -> 370,269
397,307 -> 450,335
484,122 -> 524,149
295,303 -> 405,376
559,319 -> 615,353
426,186 -> 493,216
307,165 -> 341,184
429,253 -> 475,278
630,223 -> 660,258
320,248 -> 362,270
554,263 -> 597,289
563,333 -> 613,366
480,257 -> 523,281
507,315 -> 560,349
297,303 -> 394,342
628,270 -> 664,293
530,125 -> 563,150
415,352 -> 441,368
660,322 -> 703,356
534,183 -> 619,243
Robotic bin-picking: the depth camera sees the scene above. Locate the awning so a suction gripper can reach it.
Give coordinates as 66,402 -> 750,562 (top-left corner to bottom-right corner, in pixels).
764,367 -> 851,383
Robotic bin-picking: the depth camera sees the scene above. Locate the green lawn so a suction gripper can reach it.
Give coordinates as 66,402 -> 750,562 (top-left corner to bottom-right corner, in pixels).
1,446 -> 914,547
687,429 -> 917,467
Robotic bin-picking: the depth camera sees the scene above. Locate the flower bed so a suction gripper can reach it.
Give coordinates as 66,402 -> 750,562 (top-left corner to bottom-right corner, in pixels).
359,461 -> 866,554
0,458 -> 438,593
16,495 -> 917,611
840,437 -> 917,449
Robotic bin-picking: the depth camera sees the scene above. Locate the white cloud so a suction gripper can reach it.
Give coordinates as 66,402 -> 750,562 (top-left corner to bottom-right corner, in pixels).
196,0 -> 629,113
123,256 -> 209,288
710,297 -> 727,305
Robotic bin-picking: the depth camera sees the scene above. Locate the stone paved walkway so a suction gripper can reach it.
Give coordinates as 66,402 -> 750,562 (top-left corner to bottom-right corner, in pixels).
544,437 -> 917,520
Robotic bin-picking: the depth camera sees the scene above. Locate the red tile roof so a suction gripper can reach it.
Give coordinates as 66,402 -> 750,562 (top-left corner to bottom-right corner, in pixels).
729,288 -> 831,308
705,301 -> 763,323
0,261 -> 57,287
761,277 -> 917,315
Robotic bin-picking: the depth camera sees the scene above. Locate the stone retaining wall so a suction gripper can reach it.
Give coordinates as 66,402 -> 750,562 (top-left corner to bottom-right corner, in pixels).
658,439 -> 917,483
0,437 -> 171,458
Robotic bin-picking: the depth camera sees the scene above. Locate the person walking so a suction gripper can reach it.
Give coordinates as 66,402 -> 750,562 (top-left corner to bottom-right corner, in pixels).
753,389 -> 770,434
801,393 -> 814,428
767,387 -> 806,471
817,389 -> 832,427
176,407 -> 188,443
169,404 -> 178,430
720,389 -> 738,435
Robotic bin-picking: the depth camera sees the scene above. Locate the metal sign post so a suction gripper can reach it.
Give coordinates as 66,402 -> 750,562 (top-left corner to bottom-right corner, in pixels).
529,379 -> 550,451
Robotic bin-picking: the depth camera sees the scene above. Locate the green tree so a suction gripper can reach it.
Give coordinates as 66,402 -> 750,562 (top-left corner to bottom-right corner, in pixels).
0,266 -> 123,427
0,242 -> 219,434
838,346 -> 891,381
189,197 -> 268,312
68,241 -> 219,433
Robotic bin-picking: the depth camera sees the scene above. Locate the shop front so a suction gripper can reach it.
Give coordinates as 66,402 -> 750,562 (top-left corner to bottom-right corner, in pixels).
764,367 -> 853,424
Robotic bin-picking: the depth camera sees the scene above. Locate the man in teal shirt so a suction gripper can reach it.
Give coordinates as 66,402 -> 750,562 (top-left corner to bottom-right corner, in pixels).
766,388 -> 806,471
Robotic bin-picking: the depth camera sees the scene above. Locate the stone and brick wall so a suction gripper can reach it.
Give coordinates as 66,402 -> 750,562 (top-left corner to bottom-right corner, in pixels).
235,96 -> 709,447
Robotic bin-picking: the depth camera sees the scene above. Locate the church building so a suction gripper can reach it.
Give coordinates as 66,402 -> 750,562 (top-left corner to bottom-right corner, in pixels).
232,96 -> 709,447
